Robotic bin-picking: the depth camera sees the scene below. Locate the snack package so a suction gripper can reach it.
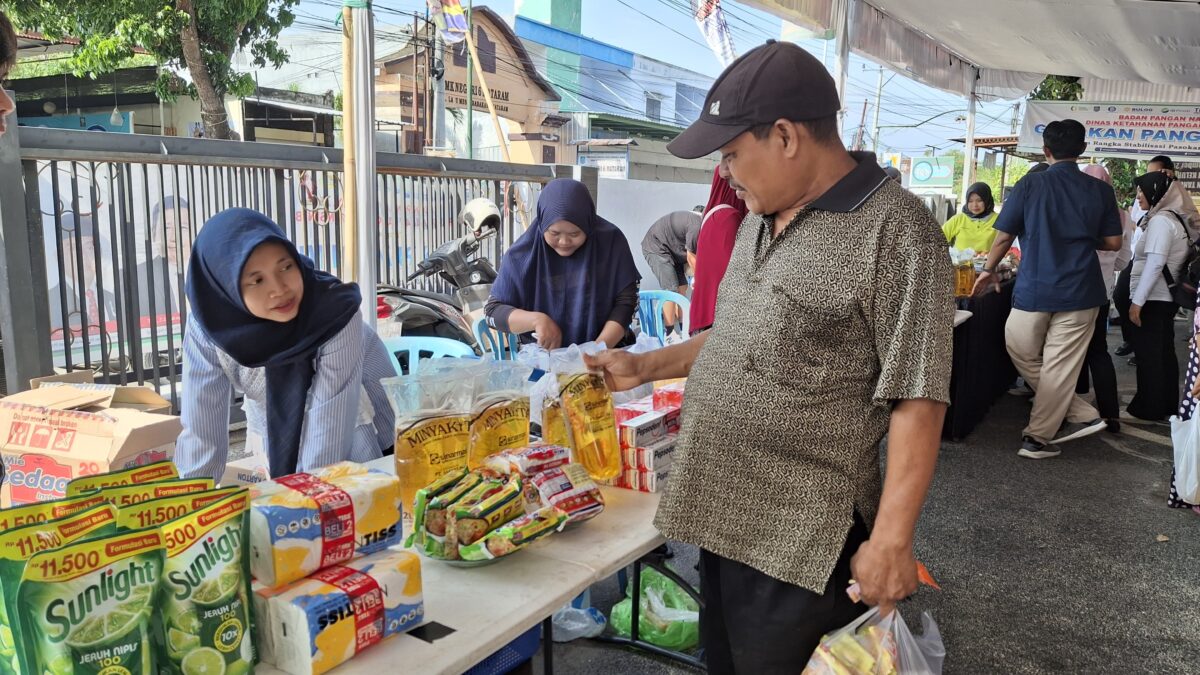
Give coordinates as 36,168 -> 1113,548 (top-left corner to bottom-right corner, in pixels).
484,445 -> 571,477
530,464 -> 605,523
553,343 -> 621,482
151,490 -> 255,675
619,410 -> 669,450
0,503 -> 118,675
803,607 -> 945,675
64,460 -> 179,497
0,492 -> 108,532
16,527 -> 165,675
410,471 -> 492,559
448,474 -> 524,549
115,487 -> 243,531
653,382 -> 686,411
622,435 -> 677,472
95,477 -> 215,508
248,463 -> 403,589
434,474 -> 507,561
383,366 -> 477,518
267,550 -> 424,675
468,362 -> 533,468
458,506 -> 567,562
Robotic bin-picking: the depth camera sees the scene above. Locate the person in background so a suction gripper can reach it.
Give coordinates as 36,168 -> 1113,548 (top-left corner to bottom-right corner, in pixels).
1145,155 -> 1199,237
1125,172 -> 1190,422
974,120 -> 1123,459
137,196 -> 194,320
586,41 -> 954,671
640,206 -> 703,334
486,179 -> 640,350
684,204 -> 704,274
942,182 -> 999,251
0,11 -> 14,138
176,208 -> 396,481
689,165 -> 748,334
1075,164 -> 1133,432
1171,298 -> 1200,515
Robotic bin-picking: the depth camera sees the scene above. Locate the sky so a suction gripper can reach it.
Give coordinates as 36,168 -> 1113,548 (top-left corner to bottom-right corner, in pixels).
290,0 -> 1025,157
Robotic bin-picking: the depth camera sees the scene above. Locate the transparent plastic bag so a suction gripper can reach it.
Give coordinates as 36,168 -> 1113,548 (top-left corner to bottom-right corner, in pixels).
609,567 -> 699,651
612,334 -> 661,404
1171,414 -> 1200,503
551,342 -> 621,481
468,361 -> 534,467
550,606 -> 607,642
803,607 -> 944,675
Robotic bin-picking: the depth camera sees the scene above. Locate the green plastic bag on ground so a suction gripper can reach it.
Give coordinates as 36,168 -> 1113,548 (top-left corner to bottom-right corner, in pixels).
609,567 -> 699,652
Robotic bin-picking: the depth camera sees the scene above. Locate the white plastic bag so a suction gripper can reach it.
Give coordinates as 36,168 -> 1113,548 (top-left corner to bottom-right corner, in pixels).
803,607 -> 944,675
612,334 -> 661,404
1171,414 -> 1200,503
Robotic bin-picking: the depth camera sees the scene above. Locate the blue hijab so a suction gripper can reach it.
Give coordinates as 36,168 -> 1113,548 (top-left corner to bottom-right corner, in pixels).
186,208 -> 361,477
491,179 -> 640,347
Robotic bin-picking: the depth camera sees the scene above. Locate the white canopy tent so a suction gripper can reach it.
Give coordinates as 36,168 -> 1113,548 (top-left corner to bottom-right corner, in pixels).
742,0 -> 1200,194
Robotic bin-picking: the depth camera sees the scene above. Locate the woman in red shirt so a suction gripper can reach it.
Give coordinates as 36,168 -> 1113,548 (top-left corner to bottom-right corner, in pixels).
689,166 -> 748,334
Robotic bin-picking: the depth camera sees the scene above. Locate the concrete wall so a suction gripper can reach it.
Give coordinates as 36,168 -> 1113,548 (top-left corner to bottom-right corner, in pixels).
596,177 -> 710,289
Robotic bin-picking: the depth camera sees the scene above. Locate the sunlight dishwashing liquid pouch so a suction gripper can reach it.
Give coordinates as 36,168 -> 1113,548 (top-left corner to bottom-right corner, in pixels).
114,487 -> 243,532
154,489 -> 255,675
0,503 -> 118,675
95,478 -> 215,509
16,527 -> 165,675
65,460 -> 180,497
0,492 -> 109,532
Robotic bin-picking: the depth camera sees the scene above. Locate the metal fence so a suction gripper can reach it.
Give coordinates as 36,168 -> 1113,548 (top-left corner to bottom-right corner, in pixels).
0,127 -> 589,407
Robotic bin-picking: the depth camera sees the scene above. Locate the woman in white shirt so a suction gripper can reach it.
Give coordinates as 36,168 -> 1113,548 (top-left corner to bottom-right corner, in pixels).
1127,172 -> 1192,422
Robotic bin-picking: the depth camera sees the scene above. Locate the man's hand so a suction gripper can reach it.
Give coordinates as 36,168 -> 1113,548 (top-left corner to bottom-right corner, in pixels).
1130,303 -> 1143,327
849,540 -> 918,616
1191,374 -> 1200,399
532,313 -> 562,350
582,348 -> 647,392
971,270 -> 1000,296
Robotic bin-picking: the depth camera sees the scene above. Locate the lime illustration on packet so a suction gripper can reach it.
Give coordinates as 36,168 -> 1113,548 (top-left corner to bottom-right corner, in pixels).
16,527 -> 165,675
0,503 -> 118,675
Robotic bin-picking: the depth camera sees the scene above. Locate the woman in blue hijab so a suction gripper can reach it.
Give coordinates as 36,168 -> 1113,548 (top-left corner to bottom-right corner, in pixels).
176,208 -> 396,480
486,179 -> 641,349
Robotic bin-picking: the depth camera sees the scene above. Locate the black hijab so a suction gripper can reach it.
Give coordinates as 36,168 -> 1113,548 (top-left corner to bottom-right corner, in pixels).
962,182 -> 996,219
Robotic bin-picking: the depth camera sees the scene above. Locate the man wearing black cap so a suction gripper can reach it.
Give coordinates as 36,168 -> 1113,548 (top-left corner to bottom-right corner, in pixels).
586,40 -> 954,672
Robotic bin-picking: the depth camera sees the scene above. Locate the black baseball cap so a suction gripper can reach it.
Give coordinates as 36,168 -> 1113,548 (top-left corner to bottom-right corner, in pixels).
668,40 -> 842,160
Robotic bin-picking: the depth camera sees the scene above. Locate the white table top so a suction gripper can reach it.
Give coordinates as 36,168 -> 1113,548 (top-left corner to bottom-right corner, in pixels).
256,458 -> 665,675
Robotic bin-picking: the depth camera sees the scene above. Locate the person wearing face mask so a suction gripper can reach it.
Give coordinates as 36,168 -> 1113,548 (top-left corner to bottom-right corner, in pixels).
175,209 -> 397,481
485,179 -> 641,350
0,11 -> 15,139
941,182 -> 999,252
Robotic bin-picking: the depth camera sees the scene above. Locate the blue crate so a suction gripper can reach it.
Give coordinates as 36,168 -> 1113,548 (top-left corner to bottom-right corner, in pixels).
464,626 -> 541,675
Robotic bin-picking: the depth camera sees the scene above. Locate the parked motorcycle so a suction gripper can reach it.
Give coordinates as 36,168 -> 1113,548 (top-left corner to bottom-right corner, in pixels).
376,198 -> 503,351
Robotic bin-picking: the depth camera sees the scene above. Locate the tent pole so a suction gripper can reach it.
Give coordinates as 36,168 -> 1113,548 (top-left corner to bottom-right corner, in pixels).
961,66 -> 978,203
342,5 -> 358,287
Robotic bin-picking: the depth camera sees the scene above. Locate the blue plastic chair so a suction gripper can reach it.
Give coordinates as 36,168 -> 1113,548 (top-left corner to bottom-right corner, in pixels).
382,336 -> 475,375
472,316 -> 521,361
637,290 -> 691,342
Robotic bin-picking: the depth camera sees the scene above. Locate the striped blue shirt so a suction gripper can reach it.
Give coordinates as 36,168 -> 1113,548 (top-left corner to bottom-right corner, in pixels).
175,319 -> 397,481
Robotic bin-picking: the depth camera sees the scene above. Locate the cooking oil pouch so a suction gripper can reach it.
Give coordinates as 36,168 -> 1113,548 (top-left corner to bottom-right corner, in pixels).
248,462 -> 403,589
65,460 -> 180,497
0,492 -> 109,532
457,506 -> 567,562
468,361 -> 533,468
95,478 -> 215,509
552,343 -> 621,482
16,526 -> 165,675
0,503 -> 118,675
152,490 -> 255,675
115,487 -> 243,531
384,365 -> 479,522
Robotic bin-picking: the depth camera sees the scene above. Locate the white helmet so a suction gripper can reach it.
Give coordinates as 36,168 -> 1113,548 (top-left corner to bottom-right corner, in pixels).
460,198 -> 501,235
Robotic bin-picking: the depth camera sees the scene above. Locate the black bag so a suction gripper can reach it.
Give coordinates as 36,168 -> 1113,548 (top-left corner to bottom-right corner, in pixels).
1160,210 -> 1200,309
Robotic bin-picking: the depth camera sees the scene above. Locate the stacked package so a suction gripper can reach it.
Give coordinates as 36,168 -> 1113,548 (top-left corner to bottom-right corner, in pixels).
609,383 -> 685,493
248,462 -> 425,674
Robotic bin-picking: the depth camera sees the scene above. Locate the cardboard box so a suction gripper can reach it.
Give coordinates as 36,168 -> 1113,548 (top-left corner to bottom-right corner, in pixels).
619,410 -> 668,450
0,403 -> 181,506
28,372 -> 173,414
221,456 -> 271,487
622,435 -> 677,472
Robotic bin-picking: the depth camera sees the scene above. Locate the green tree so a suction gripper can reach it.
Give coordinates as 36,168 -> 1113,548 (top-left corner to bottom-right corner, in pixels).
5,0 -> 298,139
1104,157 -> 1144,209
1029,75 -> 1083,102
976,162 -> 1031,202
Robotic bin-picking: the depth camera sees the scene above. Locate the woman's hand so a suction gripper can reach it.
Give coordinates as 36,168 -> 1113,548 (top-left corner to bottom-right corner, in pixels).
531,313 -> 562,350
1130,303 -> 1143,327
1191,375 -> 1200,399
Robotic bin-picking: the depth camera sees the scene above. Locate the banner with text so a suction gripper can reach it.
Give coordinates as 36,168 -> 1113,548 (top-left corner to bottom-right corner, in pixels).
1019,101 -> 1200,159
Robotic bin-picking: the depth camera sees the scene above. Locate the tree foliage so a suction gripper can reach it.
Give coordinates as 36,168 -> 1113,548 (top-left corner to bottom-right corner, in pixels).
1029,75 -> 1083,102
5,0 -> 298,138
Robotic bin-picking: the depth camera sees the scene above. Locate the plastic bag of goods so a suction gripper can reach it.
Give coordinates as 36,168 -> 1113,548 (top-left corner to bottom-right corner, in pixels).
248,462 -> 403,588
610,567 -> 700,652
529,464 -> 605,524
263,549 -> 424,675
383,362 -> 478,519
468,361 -> 534,468
15,527 -> 166,675
612,334 -> 661,405
64,459 -> 180,497
803,607 -> 945,675
551,343 -> 622,481
0,502 -> 118,675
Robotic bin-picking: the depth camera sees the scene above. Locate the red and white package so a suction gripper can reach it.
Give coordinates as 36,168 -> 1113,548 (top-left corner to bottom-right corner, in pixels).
619,410 -> 668,450
653,382 -> 686,411
636,466 -> 672,493
614,397 -> 656,426
486,444 -> 570,477
622,435 -> 677,472
531,464 -> 605,523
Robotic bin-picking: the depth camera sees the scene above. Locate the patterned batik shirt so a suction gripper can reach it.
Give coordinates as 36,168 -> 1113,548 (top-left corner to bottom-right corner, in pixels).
655,153 -> 955,591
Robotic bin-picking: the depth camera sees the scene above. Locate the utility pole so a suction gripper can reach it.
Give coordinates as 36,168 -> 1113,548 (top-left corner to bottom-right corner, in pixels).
465,0 -> 474,159
1010,102 -> 1020,135
869,66 -> 884,153
853,99 -> 868,151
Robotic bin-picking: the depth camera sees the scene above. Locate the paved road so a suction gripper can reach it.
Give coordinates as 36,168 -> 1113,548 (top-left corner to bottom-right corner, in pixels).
543,328 -> 1200,674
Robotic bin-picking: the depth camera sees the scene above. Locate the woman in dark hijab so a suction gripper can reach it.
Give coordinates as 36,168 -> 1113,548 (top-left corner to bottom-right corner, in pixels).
941,182 -> 998,252
176,209 -> 396,480
486,179 -> 640,349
